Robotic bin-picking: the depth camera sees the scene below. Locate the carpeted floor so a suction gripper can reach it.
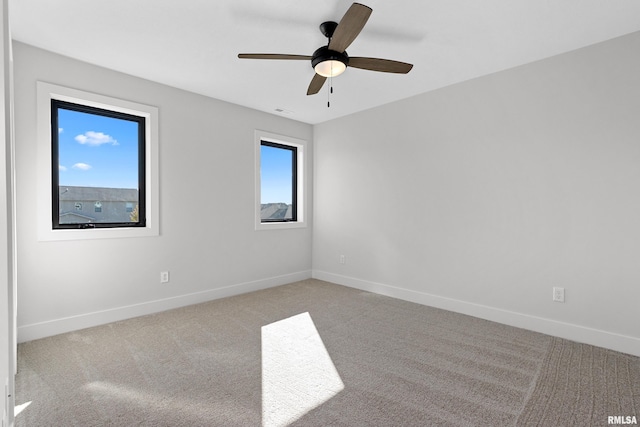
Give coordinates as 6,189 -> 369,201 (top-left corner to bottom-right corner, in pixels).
14,279 -> 640,426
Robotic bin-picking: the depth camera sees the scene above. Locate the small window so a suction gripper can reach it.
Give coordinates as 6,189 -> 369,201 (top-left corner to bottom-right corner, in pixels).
260,141 -> 297,222
52,99 -> 145,229
255,130 -> 306,230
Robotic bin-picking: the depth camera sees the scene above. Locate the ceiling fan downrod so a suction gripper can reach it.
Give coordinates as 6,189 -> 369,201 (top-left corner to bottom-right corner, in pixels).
319,21 -> 339,39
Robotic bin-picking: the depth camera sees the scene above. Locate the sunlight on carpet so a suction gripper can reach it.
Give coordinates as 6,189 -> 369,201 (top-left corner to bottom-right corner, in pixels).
84,381 -> 208,418
261,312 -> 344,427
14,401 -> 31,417
85,381 -> 159,407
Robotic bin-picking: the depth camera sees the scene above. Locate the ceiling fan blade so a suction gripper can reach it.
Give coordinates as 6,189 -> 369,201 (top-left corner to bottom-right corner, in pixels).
348,57 -> 414,74
238,54 -> 312,60
328,3 -> 372,53
307,73 -> 327,95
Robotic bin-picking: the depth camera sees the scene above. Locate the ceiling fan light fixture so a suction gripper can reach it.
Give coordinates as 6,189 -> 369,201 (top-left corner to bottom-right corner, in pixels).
314,60 -> 347,77
311,46 -> 349,78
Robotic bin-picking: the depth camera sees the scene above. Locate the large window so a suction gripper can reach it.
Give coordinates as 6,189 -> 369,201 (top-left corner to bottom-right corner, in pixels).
52,100 -> 146,229
255,130 -> 306,230
37,82 -> 159,241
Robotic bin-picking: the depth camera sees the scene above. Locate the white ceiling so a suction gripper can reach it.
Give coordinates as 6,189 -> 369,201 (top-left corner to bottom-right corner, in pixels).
9,0 -> 640,124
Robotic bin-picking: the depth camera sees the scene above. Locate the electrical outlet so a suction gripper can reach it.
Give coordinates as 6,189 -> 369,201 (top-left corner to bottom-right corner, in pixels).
160,271 -> 170,283
339,255 -> 346,264
553,287 -> 565,303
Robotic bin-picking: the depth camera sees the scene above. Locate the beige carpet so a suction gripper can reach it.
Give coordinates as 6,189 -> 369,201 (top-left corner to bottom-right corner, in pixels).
15,279 -> 640,426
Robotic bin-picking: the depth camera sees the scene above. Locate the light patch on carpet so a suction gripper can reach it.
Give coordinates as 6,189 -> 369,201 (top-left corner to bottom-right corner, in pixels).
14,401 -> 32,417
84,381 -> 215,421
261,312 -> 344,427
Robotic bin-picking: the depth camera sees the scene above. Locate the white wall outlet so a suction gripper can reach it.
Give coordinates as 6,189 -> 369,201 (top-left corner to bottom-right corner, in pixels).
553,287 -> 565,303
160,271 -> 170,283
339,255 -> 346,264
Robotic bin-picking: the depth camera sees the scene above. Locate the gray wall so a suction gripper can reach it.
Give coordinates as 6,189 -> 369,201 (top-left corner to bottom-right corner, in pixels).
14,42 -> 313,340
313,32 -> 640,355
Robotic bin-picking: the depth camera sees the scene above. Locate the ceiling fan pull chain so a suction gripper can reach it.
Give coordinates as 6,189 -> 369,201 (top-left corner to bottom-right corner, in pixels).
327,74 -> 332,108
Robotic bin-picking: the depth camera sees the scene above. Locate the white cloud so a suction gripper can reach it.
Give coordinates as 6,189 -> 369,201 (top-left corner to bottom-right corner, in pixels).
75,131 -> 118,146
59,165 -> 67,171
72,163 -> 92,171
58,128 -> 64,134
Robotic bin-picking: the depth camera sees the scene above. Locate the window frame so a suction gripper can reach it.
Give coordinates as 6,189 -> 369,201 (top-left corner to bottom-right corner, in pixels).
51,99 -> 147,230
37,81 -> 159,241
255,130 -> 306,231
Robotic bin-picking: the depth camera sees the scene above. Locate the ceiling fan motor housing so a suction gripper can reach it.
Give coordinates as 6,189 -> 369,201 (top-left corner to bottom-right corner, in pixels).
311,46 -> 349,70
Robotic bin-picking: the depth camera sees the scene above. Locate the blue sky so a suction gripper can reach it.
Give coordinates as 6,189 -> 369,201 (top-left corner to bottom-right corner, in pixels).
261,145 -> 293,205
57,108 -> 139,189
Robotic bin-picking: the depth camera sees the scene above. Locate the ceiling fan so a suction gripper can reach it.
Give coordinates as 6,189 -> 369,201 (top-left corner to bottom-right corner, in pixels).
238,2 -> 413,96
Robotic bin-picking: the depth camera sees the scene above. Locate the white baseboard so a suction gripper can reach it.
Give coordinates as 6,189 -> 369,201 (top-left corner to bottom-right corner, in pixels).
18,270 -> 312,343
312,270 -> 640,357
